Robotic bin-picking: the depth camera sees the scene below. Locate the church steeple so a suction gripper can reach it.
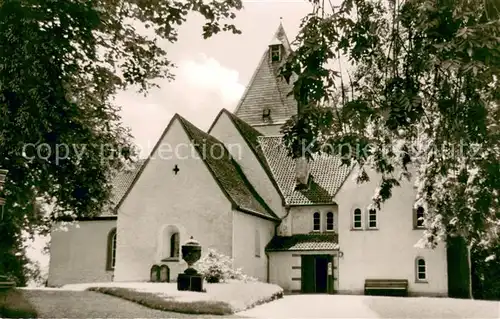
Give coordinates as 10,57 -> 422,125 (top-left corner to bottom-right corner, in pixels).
234,21 -> 297,135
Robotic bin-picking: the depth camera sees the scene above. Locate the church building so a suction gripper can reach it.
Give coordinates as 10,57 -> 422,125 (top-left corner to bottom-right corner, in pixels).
48,24 -> 454,296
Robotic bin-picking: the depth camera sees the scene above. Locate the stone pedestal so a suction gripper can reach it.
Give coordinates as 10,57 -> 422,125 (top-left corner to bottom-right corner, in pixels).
177,236 -> 204,292
177,273 -> 203,292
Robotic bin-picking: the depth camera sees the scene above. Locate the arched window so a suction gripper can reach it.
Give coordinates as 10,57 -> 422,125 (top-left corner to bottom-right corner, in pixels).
170,232 -> 180,258
160,225 -> 180,261
313,212 -> 321,231
106,228 -> 117,271
368,209 -> 377,229
326,212 -> 334,231
353,208 -> 362,229
415,206 -> 425,228
416,258 -> 427,281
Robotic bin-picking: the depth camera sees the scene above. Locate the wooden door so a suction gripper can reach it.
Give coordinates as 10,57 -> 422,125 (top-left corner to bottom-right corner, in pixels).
301,255 -> 315,293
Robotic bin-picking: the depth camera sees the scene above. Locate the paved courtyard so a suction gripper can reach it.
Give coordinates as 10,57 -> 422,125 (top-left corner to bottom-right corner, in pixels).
238,294 -> 500,318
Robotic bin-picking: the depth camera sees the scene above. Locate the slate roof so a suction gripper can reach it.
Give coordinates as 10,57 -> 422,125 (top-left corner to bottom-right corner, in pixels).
258,136 -> 353,205
266,233 -> 339,252
177,115 -> 278,221
234,23 -> 297,126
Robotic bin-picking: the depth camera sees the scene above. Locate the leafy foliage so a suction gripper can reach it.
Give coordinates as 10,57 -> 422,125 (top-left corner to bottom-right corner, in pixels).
0,0 -> 242,284
281,0 -> 500,250
195,249 -> 257,283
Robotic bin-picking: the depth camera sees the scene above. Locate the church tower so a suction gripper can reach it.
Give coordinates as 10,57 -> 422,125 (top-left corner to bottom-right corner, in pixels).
234,22 -> 297,135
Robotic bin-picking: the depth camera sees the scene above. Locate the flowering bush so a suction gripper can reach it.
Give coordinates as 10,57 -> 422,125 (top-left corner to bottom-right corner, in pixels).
195,249 -> 257,283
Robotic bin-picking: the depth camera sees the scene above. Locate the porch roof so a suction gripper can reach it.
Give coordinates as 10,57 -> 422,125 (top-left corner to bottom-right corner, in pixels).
265,233 -> 338,252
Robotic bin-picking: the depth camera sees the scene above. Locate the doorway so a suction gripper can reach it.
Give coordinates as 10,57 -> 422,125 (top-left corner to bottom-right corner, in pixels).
301,255 -> 333,294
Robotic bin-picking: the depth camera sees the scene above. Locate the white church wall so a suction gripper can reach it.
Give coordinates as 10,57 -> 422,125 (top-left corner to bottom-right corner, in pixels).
335,165 -> 448,296
290,205 -> 338,234
209,111 -> 285,218
114,117 -> 234,282
47,219 -> 116,287
231,209 -> 276,281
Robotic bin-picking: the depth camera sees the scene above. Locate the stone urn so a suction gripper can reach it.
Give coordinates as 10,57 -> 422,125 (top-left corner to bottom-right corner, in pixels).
181,236 -> 201,274
177,236 -> 204,292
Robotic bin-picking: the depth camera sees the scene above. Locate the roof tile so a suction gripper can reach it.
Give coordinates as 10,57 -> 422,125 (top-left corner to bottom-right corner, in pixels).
178,116 -> 278,220
266,233 -> 339,251
235,24 -> 297,126
259,136 -> 353,205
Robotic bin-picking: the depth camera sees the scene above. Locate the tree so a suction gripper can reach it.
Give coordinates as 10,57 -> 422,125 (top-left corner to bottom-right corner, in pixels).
0,0 -> 242,285
280,0 -> 499,253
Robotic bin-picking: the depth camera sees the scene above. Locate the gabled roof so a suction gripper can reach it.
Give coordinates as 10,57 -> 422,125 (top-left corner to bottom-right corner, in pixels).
176,115 -> 279,221
105,160 -> 146,214
209,109 -> 286,204
266,233 -> 339,252
234,23 -> 297,126
258,136 -> 354,206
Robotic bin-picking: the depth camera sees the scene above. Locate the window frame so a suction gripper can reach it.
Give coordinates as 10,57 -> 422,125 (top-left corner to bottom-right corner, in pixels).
352,208 -> 362,230
170,232 -> 180,258
415,257 -> 427,282
106,228 -> 117,271
313,212 -> 321,232
326,212 -> 334,231
368,208 -> 378,229
414,206 -> 425,229
270,45 -> 281,62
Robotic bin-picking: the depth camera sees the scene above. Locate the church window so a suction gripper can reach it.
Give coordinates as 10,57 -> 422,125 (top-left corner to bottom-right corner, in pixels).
255,229 -> 261,257
326,212 -> 334,231
353,208 -> 362,229
313,212 -> 321,231
368,209 -> 377,229
270,45 -> 281,62
170,232 -> 180,258
414,206 -> 425,228
416,257 -> 427,281
106,228 -> 117,270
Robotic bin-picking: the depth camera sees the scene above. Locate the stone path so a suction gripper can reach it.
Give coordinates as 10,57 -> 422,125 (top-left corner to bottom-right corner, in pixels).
22,289 -> 241,318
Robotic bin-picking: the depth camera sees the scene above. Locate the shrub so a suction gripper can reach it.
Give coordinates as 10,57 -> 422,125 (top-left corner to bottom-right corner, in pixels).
195,249 -> 257,283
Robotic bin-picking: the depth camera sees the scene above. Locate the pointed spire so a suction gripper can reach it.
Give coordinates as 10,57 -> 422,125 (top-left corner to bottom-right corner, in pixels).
268,19 -> 291,53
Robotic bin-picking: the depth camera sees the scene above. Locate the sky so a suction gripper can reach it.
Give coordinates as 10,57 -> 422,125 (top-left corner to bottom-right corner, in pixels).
117,0 -> 313,157
26,0 -> 315,285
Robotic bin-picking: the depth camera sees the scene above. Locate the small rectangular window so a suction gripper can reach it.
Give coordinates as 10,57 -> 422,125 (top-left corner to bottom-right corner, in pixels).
270,45 -> 281,62
415,206 -> 425,228
353,208 -> 362,229
368,209 -> 377,229
326,212 -> 334,231
313,212 -> 321,231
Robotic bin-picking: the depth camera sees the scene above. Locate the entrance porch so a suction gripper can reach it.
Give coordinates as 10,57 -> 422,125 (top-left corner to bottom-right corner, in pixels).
266,234 -> 339,294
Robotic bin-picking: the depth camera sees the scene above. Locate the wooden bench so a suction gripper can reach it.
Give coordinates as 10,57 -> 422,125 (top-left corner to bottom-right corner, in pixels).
364,279 -> 408,297
0,275 -> 16,292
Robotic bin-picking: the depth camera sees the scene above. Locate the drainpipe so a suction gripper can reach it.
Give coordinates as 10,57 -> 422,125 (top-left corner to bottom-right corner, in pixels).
266,252 -> 270,283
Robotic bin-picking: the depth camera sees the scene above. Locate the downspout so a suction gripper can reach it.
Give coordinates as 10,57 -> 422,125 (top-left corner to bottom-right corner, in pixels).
266,252 -> 270,283
268,206 -> 291,284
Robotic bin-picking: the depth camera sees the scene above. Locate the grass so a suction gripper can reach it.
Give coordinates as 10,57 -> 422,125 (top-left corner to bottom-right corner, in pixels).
0,289 -> 38,318
88,286 -> 234,315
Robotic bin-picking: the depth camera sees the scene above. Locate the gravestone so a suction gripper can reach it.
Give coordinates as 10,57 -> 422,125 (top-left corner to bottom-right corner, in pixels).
150,265 -> 160,282
159,265 -> 170,282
